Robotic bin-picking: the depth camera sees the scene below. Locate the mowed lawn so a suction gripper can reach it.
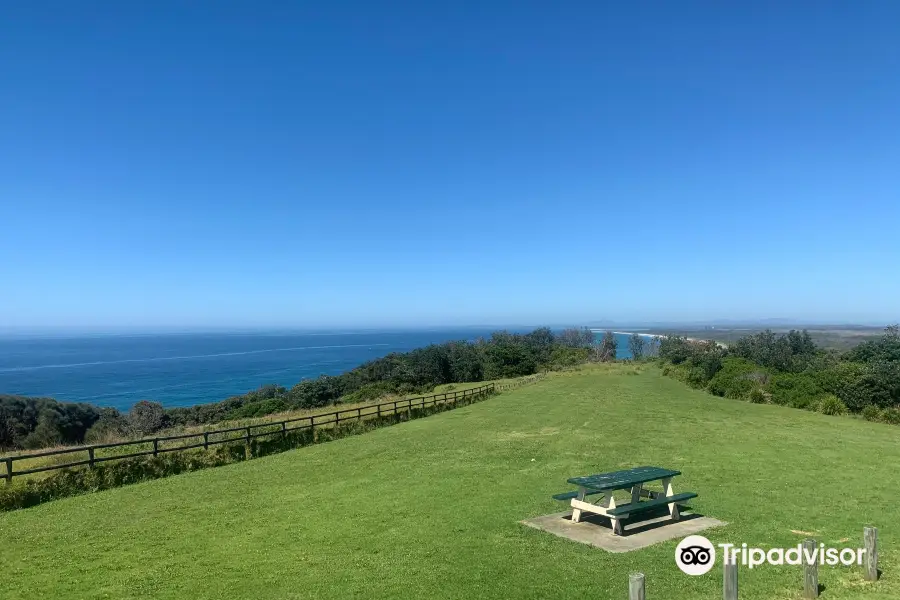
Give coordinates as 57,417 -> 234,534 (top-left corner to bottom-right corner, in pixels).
1,366 -> 898,599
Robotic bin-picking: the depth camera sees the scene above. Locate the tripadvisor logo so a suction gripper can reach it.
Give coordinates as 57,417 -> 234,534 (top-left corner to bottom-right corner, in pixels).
676,535 -> 716,575
675,535 -> 867,575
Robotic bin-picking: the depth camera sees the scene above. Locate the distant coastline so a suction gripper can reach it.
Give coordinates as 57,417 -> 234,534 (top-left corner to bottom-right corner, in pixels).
591,329 -> 728,348
591,329 -> 661,338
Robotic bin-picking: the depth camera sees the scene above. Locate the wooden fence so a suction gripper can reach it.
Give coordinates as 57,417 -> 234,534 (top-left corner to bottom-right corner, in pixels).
2,383 -> 499,483
494,373 -> 547,392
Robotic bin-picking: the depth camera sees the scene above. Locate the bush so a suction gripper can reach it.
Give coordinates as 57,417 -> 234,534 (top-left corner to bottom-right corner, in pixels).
129,400 -> 168,435
85,408 -> 132,443
880,407 -> 900,425
22,412 -> 65,449
767,372 -> 822,408
748,388 -> 768,404
225,398 -> 288,420
816,394 -> 847,416
548,347 -> 591,369
685,367 -> 708,388
707,358 -> 767,399
861,405 -> 882,422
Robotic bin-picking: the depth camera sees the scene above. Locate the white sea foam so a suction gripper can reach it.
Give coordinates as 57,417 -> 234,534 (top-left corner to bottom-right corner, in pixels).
0,344 -> 391,374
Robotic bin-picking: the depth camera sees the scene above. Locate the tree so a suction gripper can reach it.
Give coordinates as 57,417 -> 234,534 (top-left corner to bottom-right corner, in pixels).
659,335 -> 692,364
843,325 -> 900,364
128,400 -> 168,435
483,331 -> 538,378
596,331 -> 618,362
645,335 -> 661,358
628,333 -> 645,360
446,341 -> 484,382
524,327 -> 556,366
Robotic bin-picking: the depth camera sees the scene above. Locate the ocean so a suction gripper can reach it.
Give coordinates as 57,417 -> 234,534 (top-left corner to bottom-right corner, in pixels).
0,329 -> 647,411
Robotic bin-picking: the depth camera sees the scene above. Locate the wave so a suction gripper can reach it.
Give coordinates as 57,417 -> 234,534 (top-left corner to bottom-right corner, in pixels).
0,344 -> 391,374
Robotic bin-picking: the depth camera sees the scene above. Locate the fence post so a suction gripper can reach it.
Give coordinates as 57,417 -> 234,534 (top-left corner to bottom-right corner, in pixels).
88,447 -> 95,469
628,572 -> 645,600
203,432 -> 209,450
724,560 -> 738,600
4,457 -> 11,483
377,403 -> 382,419
864,526 -> 878,581
803,539 -> 819,598
244,427 -> 252,459
281,421 -> 287,436
357,407 -> 362,421
153,439 -> 158,457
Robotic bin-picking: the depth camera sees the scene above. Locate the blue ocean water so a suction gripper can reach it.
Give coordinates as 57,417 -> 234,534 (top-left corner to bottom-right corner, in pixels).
0,329 -> 506,411
0,328 -> 651,411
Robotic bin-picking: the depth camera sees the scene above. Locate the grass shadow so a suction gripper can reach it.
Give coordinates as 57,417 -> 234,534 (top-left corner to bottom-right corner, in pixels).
563,504 -> 701,537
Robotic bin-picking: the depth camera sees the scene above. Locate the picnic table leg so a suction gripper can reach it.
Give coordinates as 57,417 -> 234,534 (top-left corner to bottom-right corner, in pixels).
597,492 -> 623,535
662,477 -> 680,521
630,483 -> 642,505
571,487 -> 586,523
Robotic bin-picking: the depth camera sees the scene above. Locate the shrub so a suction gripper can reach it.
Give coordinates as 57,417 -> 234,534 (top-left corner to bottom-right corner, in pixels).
816,394 -> 847,416
861,405 -> 882,422
685,367 -> 708,388
748,388 -> 768,404
85,408 -> 132,443
548,347 -> 591,369
880,407 -> 900,425
707,358 -> 767,399
225,398 -> 288,420
22,412 -> 65,449
767,372 -> 822,408
129,400 -> 168,435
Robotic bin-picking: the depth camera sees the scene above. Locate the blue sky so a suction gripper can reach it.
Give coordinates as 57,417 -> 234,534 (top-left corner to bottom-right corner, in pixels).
1,1 -> 898,329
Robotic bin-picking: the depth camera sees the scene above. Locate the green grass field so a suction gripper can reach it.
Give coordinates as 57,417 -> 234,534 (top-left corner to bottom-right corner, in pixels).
1,365 -> 897,599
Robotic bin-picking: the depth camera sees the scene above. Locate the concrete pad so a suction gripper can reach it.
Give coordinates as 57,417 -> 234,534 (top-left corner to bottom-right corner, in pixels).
521,509 -> 727,553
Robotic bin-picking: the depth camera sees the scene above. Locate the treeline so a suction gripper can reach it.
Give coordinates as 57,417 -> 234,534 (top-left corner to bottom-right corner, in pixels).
658,325 -> 900,421
0,327 -> 603,450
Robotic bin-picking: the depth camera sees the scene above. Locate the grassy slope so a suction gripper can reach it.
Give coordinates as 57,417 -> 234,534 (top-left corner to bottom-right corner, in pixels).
1,365 -> 898,599
1,380 -> 502,477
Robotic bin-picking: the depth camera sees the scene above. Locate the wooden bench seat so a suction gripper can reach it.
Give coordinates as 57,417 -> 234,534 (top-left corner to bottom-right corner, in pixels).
606,492 -> 697,516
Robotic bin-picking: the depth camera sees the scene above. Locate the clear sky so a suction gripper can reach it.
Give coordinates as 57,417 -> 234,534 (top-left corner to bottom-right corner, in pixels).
2,1 -> 898,330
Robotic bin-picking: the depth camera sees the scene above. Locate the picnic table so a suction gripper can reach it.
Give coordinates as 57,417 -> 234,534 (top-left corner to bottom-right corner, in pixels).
552,466 -> 697,535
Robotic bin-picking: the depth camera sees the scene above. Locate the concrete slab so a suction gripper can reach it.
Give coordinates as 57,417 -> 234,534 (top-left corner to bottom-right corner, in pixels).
521,509 -> 728,553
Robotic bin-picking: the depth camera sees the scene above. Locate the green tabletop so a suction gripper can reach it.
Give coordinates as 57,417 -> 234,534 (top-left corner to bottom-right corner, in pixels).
567,466 -> 680,491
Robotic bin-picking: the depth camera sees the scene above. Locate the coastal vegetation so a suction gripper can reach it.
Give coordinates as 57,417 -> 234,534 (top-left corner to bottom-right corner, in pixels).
658,324 -> 900,422
0,327 -> 599,450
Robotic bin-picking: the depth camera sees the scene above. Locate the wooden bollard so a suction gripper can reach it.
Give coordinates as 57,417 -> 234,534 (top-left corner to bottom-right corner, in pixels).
723,560 -> 738,600
864,526 -> 878,581
803,539 -> 819,598
628,572 -> 645,600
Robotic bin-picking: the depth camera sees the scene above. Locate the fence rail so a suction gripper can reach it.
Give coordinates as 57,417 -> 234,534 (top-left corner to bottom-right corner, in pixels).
494,373 -> 547,392
2,383 -> 503,482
